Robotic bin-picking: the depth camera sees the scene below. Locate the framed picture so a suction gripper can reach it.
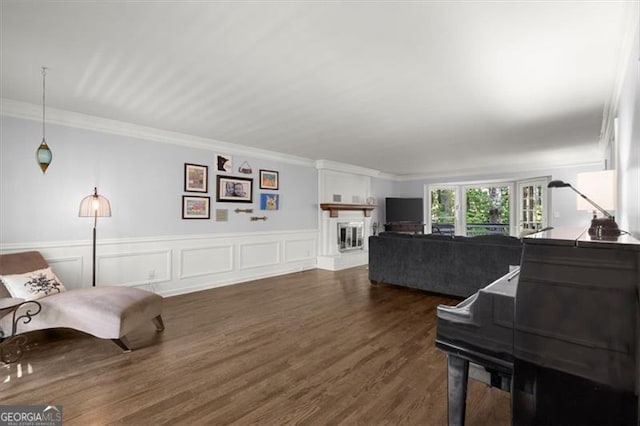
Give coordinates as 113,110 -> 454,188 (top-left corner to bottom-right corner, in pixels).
216,154 -> 232,173
259,169 -> 279,190
216,175 -> 253,203
260,193 -> 279,210
184,163 -> 208,193
182,196 -> 210,219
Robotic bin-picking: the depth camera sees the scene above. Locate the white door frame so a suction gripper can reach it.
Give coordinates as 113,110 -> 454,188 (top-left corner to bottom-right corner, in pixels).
425,184 -> 461,235
516,177 -> 550,235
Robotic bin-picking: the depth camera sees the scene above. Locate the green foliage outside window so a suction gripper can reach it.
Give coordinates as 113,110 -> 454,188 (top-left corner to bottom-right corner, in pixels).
431,189 -> 456,224
466,187 -> 509,224
432,187 -> 510,225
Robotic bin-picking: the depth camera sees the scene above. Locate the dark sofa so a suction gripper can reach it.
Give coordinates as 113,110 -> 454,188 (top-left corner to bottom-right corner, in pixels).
368,232 -> 523,297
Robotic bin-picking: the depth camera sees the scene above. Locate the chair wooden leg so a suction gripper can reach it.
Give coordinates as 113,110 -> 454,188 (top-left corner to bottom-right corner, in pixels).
112,337 -> 132,353
152,315 -> 165,331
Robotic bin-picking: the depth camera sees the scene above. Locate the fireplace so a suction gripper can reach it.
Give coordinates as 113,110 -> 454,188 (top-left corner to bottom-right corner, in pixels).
317,203 -> 375,271
338,221 -> 364,252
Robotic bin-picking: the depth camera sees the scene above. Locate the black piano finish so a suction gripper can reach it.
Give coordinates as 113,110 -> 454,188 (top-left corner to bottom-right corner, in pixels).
437,267 -> 519,361
437,267 -> 520,425
436,227 -> 640,426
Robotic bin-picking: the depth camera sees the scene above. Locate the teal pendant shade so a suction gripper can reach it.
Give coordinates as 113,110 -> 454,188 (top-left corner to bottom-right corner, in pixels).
36,139 -> 52,173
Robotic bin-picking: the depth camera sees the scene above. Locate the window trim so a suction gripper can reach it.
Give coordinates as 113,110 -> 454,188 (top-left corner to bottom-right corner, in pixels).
425,176 -> 549,237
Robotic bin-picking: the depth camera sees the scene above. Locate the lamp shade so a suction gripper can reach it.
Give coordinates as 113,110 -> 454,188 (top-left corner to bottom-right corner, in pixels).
576,170 -> 616,212
36,140 -> 52,173
79,187 -> 112,217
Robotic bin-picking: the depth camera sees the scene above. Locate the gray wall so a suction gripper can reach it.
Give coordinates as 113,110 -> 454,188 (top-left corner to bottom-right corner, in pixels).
616,28 -> 640,238
370,176 -> 397,228
0,115 -> 318,245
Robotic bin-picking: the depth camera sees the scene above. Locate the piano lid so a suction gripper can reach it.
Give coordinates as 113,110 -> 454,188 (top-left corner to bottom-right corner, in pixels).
523,226 -> 587,245
525,226 -> 640,250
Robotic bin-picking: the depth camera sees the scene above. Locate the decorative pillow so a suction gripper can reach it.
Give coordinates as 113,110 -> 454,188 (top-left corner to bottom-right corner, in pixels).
0,267 -> 66,300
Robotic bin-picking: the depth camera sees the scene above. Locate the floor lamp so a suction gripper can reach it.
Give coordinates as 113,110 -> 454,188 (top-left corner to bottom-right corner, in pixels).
79,187 -> 112,286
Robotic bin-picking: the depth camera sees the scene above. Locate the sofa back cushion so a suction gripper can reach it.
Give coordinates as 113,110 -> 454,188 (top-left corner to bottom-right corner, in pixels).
467,234 -> 521,245
0,251 -> 50,298
368,234 -> 523,297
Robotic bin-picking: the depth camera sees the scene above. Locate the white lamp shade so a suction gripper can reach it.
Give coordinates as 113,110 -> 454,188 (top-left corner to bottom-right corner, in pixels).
576,170 -> 616,212
79,188 -> 112,217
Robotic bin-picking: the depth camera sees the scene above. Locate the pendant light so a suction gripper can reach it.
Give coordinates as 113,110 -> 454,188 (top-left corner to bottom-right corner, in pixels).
36,66 -> 52,173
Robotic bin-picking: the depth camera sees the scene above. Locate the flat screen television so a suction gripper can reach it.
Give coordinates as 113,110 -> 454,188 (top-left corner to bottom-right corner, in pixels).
385,197 -> 424,223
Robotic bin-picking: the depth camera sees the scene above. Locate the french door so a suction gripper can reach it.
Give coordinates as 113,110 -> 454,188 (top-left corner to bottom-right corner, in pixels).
428,186 -> 459,235
517,178 -> 548,235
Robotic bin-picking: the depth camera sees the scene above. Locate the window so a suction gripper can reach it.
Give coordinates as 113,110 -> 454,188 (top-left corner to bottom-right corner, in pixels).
463,184 -> 512,236
427,177 -> 548,237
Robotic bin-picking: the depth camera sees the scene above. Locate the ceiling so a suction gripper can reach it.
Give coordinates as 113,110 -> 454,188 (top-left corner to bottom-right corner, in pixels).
1,1 -> 635,177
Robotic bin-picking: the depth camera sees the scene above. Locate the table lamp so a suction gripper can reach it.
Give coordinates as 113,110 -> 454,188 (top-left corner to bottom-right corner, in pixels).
548,171 -> 620,239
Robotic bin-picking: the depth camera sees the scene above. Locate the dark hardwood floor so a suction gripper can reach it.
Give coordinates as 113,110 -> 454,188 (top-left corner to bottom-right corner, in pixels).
0,266 -> 509,425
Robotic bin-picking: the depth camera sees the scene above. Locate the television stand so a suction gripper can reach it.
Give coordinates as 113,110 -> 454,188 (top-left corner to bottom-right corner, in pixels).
384,222 -> 424,234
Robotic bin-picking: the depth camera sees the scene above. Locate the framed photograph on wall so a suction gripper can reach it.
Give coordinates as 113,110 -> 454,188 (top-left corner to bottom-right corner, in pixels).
259,169 -> 279,190
216,175 -> 253,203
182,196 -> 210,219
260,193 -> 279,210
184,163 -> 208,193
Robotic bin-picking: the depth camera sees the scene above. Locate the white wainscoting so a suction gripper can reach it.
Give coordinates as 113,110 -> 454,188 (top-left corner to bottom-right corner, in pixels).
99,249 -> 172,287
179,245 -> 234,279
46,255 -> 84,291
0,229 -> 318,297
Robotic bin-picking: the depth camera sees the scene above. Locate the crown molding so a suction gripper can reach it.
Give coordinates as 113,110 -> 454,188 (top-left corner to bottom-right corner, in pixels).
315,159 -> 382,177
375,171 -> 399,181
394,160 -> 603,182
0,98 -> 315,168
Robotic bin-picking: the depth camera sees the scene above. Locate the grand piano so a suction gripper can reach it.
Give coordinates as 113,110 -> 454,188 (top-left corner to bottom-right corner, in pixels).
436,227 -> 640,425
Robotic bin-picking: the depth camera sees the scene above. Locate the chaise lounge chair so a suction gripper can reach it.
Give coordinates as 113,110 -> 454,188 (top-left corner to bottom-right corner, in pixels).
0,251 -> 164,354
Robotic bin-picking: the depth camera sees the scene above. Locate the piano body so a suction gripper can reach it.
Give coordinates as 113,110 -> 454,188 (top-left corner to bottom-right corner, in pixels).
436,227 -> 640,425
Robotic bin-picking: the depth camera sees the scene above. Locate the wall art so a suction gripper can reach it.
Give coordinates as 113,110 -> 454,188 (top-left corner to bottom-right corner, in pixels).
260,193 -> 279,210
216,154 -> 232,173
184,163 -> 208,193
182,196 -> 210,219
259,169 -> 279,190
238,160 -> 253,174
216,175 -> 253,203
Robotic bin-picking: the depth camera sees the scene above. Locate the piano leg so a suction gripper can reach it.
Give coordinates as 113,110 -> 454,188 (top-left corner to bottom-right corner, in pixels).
447,354 -> 469,426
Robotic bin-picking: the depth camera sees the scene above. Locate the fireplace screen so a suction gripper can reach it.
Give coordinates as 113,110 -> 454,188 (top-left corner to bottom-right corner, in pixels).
338,221 -> 364,252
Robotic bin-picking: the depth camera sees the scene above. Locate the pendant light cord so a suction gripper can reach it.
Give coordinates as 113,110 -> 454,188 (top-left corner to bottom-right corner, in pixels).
41,66 -> 47,141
